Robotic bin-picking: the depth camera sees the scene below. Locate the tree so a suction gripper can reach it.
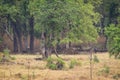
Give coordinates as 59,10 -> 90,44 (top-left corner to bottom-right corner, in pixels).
29,0 -> 68,58
105,24 -> 120,58
29,0 -> 100,58
102,0 -> 120,58
0,0 -> 19,52
29,15 -> 34,53
0,0 -> 35,53
96,0 -> 120,33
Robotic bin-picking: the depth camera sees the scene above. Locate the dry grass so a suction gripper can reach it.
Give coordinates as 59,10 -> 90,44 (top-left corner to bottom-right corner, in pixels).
0,53 -> 120,80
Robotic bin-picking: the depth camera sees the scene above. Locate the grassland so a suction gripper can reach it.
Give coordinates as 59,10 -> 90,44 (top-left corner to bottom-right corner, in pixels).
0,52 -> 120,80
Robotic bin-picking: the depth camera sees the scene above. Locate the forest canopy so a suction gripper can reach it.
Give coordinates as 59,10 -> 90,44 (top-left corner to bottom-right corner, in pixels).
0,0 -> 120,58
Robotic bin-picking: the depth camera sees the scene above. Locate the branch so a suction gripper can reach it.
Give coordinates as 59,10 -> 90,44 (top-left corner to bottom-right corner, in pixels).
3,25 -> 13,41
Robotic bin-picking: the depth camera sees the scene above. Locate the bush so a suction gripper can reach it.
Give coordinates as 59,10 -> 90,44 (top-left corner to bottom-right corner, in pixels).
93,55 -> 99,63
46,57 -> 65,70
69,59 -> 82,69
48,63 -> 57,70
56,58 -> 65,70
0,48 -> 11,62
102,66 -> 110,74
69,59 -> 77,69
98,65 -> 110,76
11,56 -> 16,60
105,24 -> 120,59
3,48 -> 10,56
46,57 -> 57,70
46,57 -> 54,64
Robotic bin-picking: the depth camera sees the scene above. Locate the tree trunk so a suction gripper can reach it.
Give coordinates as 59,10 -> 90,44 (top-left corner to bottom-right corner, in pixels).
13,32 -> 18,52
66,42 -> 71,49
24,36 -> 28,52
12,22 -> 18,53
29,16 -> 34,53
16,20 -> 23,52
45,47 -> 49,58
41,32 -> 48,59
100,17 -> 105,35
22,23 -> 29,53
40,32 -> 52,59
41,38 -> 46,59
12,20 -> 23,53
18,34 -> 23,52
54,46 -> 59,57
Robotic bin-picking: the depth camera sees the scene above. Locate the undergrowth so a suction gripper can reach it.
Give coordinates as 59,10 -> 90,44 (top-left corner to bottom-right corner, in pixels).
69,59 -> 82,69
93,55 -> 99,63
46,57 -> 65,70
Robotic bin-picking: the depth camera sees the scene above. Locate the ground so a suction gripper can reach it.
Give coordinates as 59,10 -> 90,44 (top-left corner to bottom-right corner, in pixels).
0,52 -> 120,80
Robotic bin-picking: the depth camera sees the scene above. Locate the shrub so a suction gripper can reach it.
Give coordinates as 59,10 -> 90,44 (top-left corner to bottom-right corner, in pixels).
93,55 -> 99,63
56,58 -> 65,70
69,59 -> 77,69
98,65 -> 110,76
69,59 -> 82,69
11,56 -> 16,60
46,57 -> 65,70
48,63 -> 57,70
63,64 -> 69,70
0,48 -> 11,62
46,57 -> 54,65
102,66 -> 110,74
3,48 -> 10,57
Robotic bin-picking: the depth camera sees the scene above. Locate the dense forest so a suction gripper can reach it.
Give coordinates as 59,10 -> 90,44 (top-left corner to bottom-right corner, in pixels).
0,0 -> 120,58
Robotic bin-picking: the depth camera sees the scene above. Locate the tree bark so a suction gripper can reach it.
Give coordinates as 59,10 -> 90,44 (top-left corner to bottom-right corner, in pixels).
23,23 -> 29,52
12,20 -> 23,53
54,47 -> 59,57
41,32 -> 52,59
15,20 -> 23,52
41,38 -> 46,59
17,33 -> 23,52
12,22 -> 18,53
29,16 -> 34,53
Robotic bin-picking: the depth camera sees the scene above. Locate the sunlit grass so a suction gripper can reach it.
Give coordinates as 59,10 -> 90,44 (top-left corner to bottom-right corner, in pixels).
0,53 -> 119,80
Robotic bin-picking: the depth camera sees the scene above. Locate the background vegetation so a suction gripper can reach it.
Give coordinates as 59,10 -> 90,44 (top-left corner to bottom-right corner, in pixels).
0,0 -> 120,58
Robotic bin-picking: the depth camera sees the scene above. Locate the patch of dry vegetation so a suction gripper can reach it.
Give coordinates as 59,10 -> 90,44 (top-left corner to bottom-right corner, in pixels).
0,53 -> 120,80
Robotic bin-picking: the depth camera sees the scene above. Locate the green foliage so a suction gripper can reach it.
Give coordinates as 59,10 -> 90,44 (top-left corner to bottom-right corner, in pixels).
105,24 -> 120,59
0,48 -> 11,62
46,57 -> 55,70
69,59 -> 77,69
93,55 -> 99,63
11,56 -> 16,60
69,59 -> 82,69
3,48 -> 10,57
102,66 -> 110,74
29,0 -> 100,51
47,63 -> 57,70
46,57 -> 65,70
98,65 -> 110,76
